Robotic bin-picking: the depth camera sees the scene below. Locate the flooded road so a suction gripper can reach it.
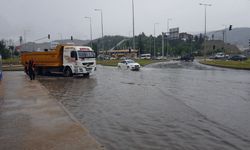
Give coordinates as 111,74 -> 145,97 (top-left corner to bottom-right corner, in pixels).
38,61 -> 250,150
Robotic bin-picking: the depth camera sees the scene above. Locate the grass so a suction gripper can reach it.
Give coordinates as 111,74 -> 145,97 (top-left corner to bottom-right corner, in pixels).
2,57 -> 21,65
200,59 -> 250,70
2,65 -> 24,71
1,58 -> 23,71
97,59 -> 120,67
97,59 -> 166,67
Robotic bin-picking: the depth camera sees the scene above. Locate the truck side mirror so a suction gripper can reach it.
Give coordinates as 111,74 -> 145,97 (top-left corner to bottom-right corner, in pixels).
70,51 -> 78,60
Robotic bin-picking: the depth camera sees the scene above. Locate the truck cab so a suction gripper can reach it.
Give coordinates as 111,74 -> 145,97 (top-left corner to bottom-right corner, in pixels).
63,46 -> 96,77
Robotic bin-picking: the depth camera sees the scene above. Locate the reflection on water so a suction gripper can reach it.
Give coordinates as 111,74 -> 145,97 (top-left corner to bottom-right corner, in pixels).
39,63 -> 250,150
39,76 -> 97,106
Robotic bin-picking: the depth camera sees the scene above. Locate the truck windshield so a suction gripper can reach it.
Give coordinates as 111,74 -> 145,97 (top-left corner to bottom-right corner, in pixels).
78,51 -> 96,58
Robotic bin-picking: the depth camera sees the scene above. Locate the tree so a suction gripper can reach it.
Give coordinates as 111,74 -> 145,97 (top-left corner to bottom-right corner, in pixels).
87,33 -> 204,57
137,33 -> 145,54
0,40 -> 11,59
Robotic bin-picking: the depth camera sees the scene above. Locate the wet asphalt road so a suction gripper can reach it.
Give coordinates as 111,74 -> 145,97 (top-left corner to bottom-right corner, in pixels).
37,61 -> 250,150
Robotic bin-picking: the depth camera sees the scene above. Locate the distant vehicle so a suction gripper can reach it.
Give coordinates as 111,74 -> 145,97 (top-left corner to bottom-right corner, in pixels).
21,44 -> 96,77
156,56 -> 165,60
0,55 -> 2,80
180,54 -> 194,61
208,55 -> 216,59
228,54 -> 247,61
120,57 -> 128,60
118,59 -> 141,71
214,52 -> 225,59
98,54 -> 110,60
140,54 -> 151,59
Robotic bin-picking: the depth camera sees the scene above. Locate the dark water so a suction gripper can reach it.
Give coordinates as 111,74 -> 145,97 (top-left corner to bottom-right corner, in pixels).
39,61 -> 250,150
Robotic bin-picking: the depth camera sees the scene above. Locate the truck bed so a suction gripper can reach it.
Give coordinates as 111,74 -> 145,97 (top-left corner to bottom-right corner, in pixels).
21,48 -> 63,67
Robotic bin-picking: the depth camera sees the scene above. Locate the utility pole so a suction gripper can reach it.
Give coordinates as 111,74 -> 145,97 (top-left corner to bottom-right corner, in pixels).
222,25 -> 227,55
162,32 -> 165,58
222,25 -> 227,43
200,3 -> 212,61
154,23 -> 159,58
85,16 -> 93,48
166,18 -> 172,59
95,9 -> 104,52
132,0 -> 135,51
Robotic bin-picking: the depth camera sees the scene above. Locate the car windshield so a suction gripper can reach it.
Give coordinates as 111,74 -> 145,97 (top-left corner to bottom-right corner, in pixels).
78,51 -> 96,58
126,60 -> 135,64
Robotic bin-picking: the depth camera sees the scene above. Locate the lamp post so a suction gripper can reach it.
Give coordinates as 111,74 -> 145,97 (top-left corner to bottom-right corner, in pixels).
95,9 -> 104,51
132,0 -> 135,51
166,18 -> 172,58
199,3 -> 211,61
222,25 -> 227,55
222,24 -> 229,45
162,32 -> 165,58
85,16 -> 93,48
154,23 -> 159,58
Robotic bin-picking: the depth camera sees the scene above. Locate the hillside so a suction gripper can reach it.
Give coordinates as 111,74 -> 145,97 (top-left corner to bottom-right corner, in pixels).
205,40 -> 240,55
207,27 -> 250,50
91,35 -> 128,51
20,39 -> 89,52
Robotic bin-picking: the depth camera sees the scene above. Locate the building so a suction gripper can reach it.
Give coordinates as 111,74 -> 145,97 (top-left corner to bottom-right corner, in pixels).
99,49 -> 138,59
169,28 -> 179,40
179,32 -> 193,41
244,49 -> 250,57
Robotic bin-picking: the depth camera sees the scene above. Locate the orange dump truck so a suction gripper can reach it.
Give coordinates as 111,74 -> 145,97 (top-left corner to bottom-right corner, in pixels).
21,44 -> 96,77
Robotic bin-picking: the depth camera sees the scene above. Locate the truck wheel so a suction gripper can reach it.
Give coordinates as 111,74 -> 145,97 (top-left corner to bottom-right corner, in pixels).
36,67 -> 43,75
64,67 -> 73,77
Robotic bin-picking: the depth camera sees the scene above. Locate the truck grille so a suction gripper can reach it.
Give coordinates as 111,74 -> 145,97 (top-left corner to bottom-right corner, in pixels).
82,62 -> 94,66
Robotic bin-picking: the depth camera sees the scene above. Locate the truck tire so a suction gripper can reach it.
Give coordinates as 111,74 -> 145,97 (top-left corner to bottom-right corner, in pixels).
64,67 -> 73,77
36,67 -> 43,75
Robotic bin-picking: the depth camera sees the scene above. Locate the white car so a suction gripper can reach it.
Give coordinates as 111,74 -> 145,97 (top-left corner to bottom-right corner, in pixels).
215,52 -> 225,59
118,59 -> 141,71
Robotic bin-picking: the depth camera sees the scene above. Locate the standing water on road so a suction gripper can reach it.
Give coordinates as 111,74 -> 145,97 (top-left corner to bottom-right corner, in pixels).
39,61 -> 250,150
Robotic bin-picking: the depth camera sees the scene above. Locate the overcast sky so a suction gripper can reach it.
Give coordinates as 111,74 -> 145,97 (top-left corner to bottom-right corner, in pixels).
1,0 -> 250,43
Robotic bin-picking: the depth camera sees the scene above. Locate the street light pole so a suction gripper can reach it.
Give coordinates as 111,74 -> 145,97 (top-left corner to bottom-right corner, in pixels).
85,16 -> 93,48
154,23 -> 159,58
95,9 -> 104,51
162,32 -> 165,58
222,25 -> 227,43
132,0 -> 135,51
200,3 -> 211,61
222,25 -> 227,54
166,18 -> 172,58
